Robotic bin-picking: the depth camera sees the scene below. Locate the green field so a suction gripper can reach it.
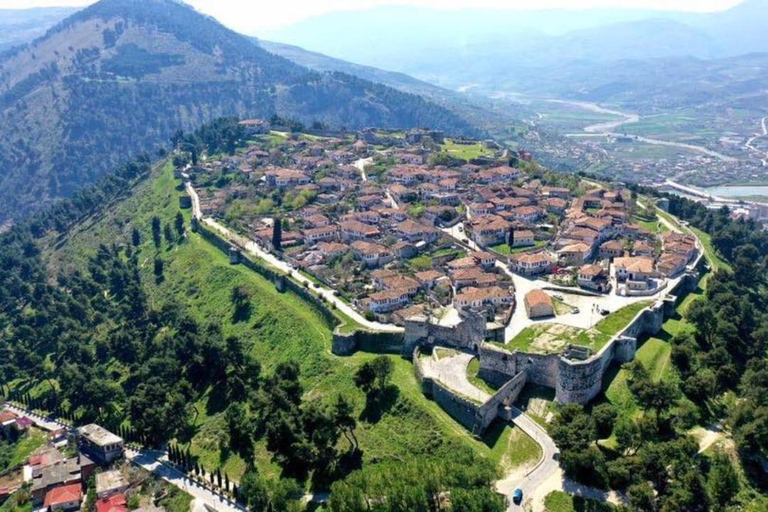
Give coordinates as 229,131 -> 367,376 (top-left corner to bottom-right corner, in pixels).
467,357 -> 500,395
47,160 -> 541,484
440,139 -> 493,160
490,240 -> 545,255
1,428 -> 47,472
690,226 -> 732,272
603,274 -> 707,423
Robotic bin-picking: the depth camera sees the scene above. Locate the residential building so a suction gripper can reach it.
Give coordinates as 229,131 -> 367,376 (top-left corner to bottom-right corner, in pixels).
509,252 -> 554,276
351,241 -> 393,268
44,484 -> 83,512
558,242 -> 592,267
577,264 -> 610,293
614,257 -> 656,282
340,220 -> 380,241
95,470 -> 129,499
77,425 -> 124,465
599,240 -> 625,260
454,286 -> 513,310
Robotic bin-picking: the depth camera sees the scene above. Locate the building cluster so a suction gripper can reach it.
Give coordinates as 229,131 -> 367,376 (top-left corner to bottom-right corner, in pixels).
186,122 -> 701,326
1,409 -> 129,512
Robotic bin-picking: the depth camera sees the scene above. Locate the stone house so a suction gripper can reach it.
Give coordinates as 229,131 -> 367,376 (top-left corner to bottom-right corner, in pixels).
509,252 -> 554,276
599,240 -> 625,260
524,290 -> 554,319
577,264 -> 610,293
351,241 -> 393,268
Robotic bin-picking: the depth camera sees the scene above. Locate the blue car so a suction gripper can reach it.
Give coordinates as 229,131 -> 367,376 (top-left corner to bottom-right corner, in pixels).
513,489 -> 523,505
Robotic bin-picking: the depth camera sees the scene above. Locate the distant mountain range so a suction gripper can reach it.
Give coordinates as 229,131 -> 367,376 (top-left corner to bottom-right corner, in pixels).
0,0 -> 478,223
0,7 -> 77,53
265,0 -> 768,100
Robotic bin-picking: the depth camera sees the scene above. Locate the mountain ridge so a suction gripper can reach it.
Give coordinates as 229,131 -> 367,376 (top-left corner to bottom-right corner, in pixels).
0,0 -> 476,224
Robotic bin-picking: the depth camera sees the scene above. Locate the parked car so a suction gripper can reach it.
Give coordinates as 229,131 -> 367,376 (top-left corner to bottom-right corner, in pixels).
572,307 -> 580,314
513,489 -> 523,505
553,293 -> 564,301
600,308 -> 610,316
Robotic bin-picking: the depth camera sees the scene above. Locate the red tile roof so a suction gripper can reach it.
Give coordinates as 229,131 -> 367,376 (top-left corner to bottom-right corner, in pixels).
44,484 -> 83,508
96,494 -> 127,512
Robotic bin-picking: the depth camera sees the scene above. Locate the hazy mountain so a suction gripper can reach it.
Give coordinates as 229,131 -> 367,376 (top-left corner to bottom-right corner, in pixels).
258,39 -> 533,136
265,0 -> 768,90
0,7 -> 78,53
0,0 -> 476,223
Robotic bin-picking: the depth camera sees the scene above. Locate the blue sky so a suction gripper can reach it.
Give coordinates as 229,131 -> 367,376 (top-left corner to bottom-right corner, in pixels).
0,0 -> 744,31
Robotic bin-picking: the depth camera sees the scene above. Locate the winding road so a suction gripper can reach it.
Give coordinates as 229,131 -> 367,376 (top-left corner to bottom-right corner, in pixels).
3,403 -> 243,512
745,116 -> 768,166
553,99 -> 738,162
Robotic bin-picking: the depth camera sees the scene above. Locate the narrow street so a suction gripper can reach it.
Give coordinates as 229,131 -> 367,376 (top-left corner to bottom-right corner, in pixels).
3,403 -> 243,512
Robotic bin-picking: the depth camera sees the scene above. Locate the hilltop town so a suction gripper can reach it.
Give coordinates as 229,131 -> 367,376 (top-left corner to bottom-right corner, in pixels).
185,120 -> 699,338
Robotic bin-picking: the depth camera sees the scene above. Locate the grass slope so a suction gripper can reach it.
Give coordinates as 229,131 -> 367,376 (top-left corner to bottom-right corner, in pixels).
48,159 -> 540,482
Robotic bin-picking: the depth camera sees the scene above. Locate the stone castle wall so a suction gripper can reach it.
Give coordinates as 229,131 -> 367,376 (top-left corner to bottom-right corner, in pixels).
404,309 -> 488,355
476,371 -> 527,434
479,252 -> 704,405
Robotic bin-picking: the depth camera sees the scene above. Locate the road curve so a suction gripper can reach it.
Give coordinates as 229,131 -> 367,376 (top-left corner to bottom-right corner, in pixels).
503,406 -> 560,510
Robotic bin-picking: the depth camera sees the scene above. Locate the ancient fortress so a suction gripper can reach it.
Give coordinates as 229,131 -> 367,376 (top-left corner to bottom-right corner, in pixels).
404,252 -> 704,435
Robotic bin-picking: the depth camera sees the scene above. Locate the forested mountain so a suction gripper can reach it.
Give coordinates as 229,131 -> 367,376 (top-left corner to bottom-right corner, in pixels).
0,0 -> 475,225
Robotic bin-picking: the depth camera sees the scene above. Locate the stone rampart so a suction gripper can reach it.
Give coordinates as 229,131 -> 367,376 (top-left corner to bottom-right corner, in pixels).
404,309 -> 487,355
430,380 -> 482,431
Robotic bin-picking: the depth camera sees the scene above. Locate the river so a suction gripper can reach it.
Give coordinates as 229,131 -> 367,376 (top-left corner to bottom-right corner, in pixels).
705,185 -> 768,198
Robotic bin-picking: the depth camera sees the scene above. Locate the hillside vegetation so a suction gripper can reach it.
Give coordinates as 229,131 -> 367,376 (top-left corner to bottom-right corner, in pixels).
0,0 -> 475,224
0,122 -> 534,510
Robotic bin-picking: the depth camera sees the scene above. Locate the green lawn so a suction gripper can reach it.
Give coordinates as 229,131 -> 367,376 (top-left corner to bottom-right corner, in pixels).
2,428 -> 47,471
544,491 -> 617,512
603,273 -> 708,424
483,420 -> 542,472
594,300 -> 653,337
490,240 -> 545,256
467,358 -> 500,395
441,140 -> 493,161
690,227 -> 732,272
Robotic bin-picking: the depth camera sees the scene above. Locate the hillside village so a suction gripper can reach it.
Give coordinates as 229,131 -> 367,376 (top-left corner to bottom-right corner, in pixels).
185,121 -> 699,337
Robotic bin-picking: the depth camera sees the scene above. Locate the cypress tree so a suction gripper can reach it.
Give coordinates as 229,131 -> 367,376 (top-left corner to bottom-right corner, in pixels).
272,217 -> 282,251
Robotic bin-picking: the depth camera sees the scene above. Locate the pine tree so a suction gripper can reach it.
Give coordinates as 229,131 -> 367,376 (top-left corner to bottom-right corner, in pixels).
175,212 -> 185,237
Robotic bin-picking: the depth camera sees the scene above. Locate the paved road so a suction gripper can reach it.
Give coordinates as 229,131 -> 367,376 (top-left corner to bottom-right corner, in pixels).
353,157 -> 372,181
184,180 -> 402,333
4,402 -> 241,512
2,403 -> 66,431
127,450 -> 244,512
745,116 -> 768,166
502,406 -> 560,511
421,352 -> 491,403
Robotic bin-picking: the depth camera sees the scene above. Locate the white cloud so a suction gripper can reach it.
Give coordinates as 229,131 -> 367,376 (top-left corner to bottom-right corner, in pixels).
0,0 -> 743,32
